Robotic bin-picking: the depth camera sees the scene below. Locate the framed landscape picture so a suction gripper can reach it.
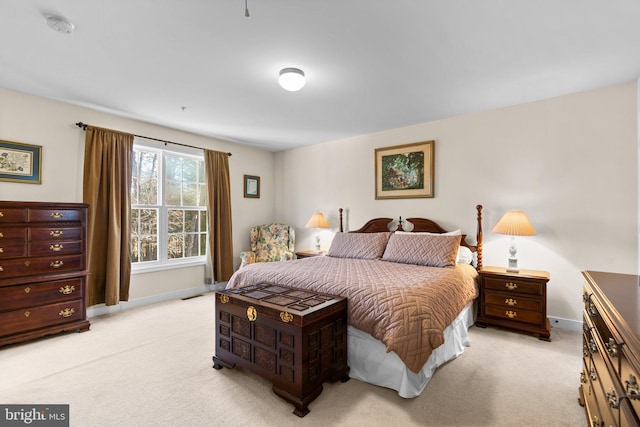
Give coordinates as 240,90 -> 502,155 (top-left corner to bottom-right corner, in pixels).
375,141 -> 434,199
244,174 -> 260,198
0,140 -> 42,184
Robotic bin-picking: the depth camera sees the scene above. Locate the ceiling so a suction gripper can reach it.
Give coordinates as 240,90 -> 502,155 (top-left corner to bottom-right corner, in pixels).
2,1 -> 640,152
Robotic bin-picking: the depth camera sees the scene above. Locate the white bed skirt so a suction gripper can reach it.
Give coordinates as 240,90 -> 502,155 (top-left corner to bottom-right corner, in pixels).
347,301 -> 474,398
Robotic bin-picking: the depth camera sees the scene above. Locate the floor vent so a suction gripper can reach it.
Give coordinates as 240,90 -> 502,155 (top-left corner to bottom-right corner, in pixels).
181,294 -> 203,301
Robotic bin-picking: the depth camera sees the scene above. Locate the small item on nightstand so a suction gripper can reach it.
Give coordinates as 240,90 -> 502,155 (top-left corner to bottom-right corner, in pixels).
475,266 -> 551,341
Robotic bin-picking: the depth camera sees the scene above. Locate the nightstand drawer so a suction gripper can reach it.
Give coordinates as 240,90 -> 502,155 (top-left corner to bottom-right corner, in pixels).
484,276 -> 543,296
485,305 -> 542,325
485,292 -> 541,312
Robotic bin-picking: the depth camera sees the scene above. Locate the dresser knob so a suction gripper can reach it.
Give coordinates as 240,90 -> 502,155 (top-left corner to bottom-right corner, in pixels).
50,212 -> 64,219
505,298 -> 517,307
24,311 -> 30,318
58,308 -> 75,318
505,310 -> 517,319
589,338 -> 597,353
24,286 -> 31,294
50,230 -> 63,237
606,388 -> 619,409
580,370 -> 587,384
605,338 -> 618,358
0,247 -> 3,253
50,244 -> 64,252
589,367 -> 598,381
59,285 -> 75,295
588,303 -> 597,317
0,266 -> 3,272
505,282 -> 518,290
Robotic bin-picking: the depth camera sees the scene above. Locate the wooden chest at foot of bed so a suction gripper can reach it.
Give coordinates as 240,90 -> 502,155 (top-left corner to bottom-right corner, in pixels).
212,283 -> 349,417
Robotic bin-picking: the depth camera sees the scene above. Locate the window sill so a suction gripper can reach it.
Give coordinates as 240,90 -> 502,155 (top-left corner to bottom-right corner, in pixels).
131,258 -> 206,275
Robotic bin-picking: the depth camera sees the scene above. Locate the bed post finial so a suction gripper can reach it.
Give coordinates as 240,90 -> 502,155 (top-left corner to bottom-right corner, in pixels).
397,216 -> 404,231
339,208 -> 344,232
476,204 -> 483,271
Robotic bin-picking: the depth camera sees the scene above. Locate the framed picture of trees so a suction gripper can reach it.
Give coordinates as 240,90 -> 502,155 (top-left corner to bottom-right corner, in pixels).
374,141 -> 434,199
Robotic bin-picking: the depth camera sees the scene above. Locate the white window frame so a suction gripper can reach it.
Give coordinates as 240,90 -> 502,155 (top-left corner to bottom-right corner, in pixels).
131,139 -> 208,274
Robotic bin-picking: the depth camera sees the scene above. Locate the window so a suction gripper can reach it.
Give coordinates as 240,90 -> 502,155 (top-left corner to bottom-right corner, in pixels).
130,141 -> 208,271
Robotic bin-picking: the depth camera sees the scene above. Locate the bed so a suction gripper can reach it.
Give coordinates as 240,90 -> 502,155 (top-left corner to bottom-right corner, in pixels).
226,205 -> 484,398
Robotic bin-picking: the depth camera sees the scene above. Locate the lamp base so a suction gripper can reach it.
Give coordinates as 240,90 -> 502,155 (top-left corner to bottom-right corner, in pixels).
507,257 -> 518,273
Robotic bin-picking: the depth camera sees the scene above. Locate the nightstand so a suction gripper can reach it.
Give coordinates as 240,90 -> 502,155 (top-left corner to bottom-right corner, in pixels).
295,250 -> 324,259
475,266 -> 551,341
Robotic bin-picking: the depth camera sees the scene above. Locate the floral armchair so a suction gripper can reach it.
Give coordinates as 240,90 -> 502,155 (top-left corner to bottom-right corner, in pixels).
239,223 -> 295,267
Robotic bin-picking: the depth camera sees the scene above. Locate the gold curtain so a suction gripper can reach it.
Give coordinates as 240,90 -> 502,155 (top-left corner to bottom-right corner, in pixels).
82,126 -> 134,306
205,150 -> 234,281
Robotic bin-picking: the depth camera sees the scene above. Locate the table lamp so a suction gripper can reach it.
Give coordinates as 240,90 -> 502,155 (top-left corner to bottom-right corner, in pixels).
305,212 -> 330,253
492,210 -> 536,272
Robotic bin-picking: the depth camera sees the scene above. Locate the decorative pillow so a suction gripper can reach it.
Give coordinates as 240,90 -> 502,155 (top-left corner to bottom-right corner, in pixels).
456,246 -> 474,265
382,233 -> 462,267
327,232 -> 391,259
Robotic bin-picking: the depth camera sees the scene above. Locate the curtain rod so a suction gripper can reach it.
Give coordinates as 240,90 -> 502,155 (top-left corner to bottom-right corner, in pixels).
75,122 -> 232,156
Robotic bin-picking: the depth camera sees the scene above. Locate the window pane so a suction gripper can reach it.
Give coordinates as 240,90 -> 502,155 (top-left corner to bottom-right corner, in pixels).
185,234 -> 199,257
140,236 -> 158,262
200,233 -> 207,256
131,209 -> 140,236
165,155 -> 182,181
198,161 -> 205,184
183,183 -> 197,206
131,236 -> 140,263
139,209 -> 158,235
168,209 -> 183,233
168,234 -> 184,259
200,211 -> 207,232
165,180 -> 181,205
183,158 -> 198,182
184,210 -> 199,232
137,150 -> 159,205
131,177 -> 139,204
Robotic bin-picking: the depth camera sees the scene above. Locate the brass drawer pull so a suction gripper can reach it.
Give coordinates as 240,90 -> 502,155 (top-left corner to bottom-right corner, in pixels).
606,388 -> 619,409
50,244 -> 64,252
0,211 -> 3,217
589,367 -> 598,381
505,310 -> 517,319
583,345 -> 589,357
24,311 -> 30,318
589,338 -> 597,353
247,305 -> 257,321
0,232 -> 3,238
588,303 -> 597,317
50,212 -> 64,219
580,370 -> 587,384
0,266 -> 3,272
50,230 -> 64,237
505,282 -> 518,290
582,292 -> 591,303
626,374 -> 640,400
605,338 -> 618,358
50,261 -> 64,269
219,295 -> 229,304
58,308 -> 75,318
505,298 -> 517,307
0,247 -> 3,253
24,286 -> 31,293
280,312 -> 293,323
59,285 -> 75,295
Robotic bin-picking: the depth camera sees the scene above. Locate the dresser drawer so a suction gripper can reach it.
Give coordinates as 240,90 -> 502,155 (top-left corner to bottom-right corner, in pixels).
485,292 -> 541,312
620,348 -> 640,416
484,304 -> 542,325
29,240 -> 82,256
29,226 -> 82,241
0,226 -> 27,241
0,277 -> 84,312
0,255 -> 83,278
28,208 -> 83,223
0,242 -> 27,259
0,208 -> 27,223
483,276 -> 543,296
0,299 -> 84,336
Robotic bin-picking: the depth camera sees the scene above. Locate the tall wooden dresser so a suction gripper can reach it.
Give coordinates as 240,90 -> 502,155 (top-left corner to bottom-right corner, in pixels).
580,271 -> 640,426
0,201 -> 90,347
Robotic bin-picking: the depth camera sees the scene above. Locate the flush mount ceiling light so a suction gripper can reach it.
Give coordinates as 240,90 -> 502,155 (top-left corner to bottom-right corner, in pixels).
45,14 -> 75,34
278,68 -> 306,92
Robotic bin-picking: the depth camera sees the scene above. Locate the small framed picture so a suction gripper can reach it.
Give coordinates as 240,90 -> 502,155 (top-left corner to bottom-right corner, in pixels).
375,140 -> 434,199
244,175 -> 260,198
0,140 -> 42,184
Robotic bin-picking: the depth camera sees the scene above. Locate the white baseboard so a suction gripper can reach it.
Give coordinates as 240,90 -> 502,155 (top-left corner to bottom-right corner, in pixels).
86,282 -> 227,318
548,316 -> 582,332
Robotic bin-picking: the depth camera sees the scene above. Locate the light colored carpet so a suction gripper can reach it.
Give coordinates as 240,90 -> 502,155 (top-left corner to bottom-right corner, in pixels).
0,292 -> 584,426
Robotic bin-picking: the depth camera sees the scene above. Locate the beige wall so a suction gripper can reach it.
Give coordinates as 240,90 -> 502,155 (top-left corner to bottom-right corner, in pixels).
275,82 -> 638,323
0,88 -> 275,300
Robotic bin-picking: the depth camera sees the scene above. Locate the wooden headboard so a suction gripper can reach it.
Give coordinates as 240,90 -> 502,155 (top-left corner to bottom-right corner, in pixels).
338,205 -> 484,270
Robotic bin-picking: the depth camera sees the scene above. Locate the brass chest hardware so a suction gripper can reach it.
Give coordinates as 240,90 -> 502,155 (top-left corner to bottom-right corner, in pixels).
0,266 -> 3,272
505,310 -> 517,319
50,230 -> 63,237
50,244 -> 64,251
24,286 -> 31,293
280,312 -> 294,323
246,305 -> 257,321
0,212 -> 3,217
58,308 -> 75,318
59,285 -> 75,295
0,232 -> 3,238
606,388 -> 619,409
605,338 -> 618,358
24,260 -> 31,267
50,261 -> 64,268
504,282 -> 518,290
626,374 -> 640,400
505,298 -> 517,306
0,247 -> 3,253
219,294 -> 229,303
24,311 -> 30,317
50,212 -> 64,219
